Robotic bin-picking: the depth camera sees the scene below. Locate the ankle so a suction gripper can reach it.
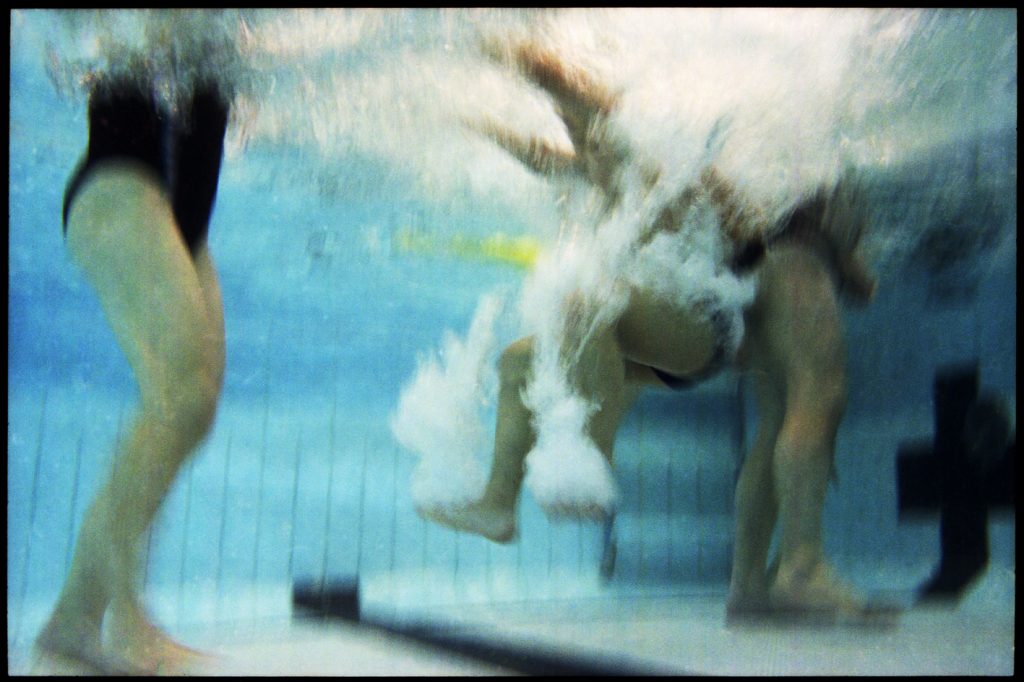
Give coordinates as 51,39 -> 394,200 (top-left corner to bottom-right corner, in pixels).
36,602 -> 103,653
478,486 -> 517,512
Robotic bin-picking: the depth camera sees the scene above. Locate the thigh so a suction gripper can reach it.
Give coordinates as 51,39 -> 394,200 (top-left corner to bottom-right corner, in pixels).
747,247 -> 846,420
190,243 -> 226,387
65,162 -> 222,394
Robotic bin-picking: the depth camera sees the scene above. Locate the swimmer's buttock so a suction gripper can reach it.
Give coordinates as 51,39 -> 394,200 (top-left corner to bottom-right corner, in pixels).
652,308 -> 734,391
652,192 -> 850,393
62,79 -> 230,256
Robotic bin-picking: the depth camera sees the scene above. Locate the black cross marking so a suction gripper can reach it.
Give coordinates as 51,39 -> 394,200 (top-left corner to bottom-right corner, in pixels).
897,362 -> 1015,600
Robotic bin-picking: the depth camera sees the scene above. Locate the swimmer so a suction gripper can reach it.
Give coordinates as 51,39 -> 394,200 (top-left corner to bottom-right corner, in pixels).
33,68 -> 231,673
420,36 -> 891,626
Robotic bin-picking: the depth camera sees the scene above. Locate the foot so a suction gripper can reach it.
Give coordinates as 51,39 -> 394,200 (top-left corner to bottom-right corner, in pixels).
34,611 -> 146,675
724,591 -> 774,626
105,599 -> 214,675
725,569 -> 776,625
764,560 -> 900,627
417,499 -> 517,544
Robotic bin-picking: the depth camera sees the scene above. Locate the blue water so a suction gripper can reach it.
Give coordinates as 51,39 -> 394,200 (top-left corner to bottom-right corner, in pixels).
7,8 -> 1017,656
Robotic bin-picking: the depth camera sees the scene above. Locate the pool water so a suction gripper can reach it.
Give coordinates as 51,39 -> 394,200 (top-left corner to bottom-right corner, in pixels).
7,8 -> 1016,673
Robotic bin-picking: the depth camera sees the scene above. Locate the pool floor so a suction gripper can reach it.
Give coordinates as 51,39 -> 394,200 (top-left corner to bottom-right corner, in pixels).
10,561 -> 1015,676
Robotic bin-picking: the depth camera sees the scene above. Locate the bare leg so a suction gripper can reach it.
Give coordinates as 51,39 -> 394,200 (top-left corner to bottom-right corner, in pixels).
35,162 -> 224,674
418,338 -> 536,543
737,246 -> 870,621
727,371 -> 783,615
422,325 -> 638,541
769,372 -> 867,617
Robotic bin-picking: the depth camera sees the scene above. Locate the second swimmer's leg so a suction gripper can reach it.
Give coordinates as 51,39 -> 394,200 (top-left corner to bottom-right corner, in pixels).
418,337 -> 536,543
541,321 -> 636,519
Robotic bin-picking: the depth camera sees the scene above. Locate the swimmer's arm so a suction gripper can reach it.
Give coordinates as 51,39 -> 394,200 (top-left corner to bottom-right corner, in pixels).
484,38 -> 621,157
484,37 -> 620,119
467,117 -> 581,178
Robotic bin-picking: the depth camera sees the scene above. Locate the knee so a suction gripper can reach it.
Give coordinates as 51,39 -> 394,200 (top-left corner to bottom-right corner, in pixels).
145,362 -> 222,441
186,372 -> 221,436
175,371 -> 221,438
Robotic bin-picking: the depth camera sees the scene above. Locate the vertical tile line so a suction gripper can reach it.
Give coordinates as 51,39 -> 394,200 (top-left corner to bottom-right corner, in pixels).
355,436 -> 369,577
486,541 -> 493,601
577,520 -> 584,577
177,458 -> 196,627
696,434 -> 704,580
320,380 -> 338,581
515,525 -> 522,590
637,441 -> 645,582
252,364 -> 271,595
64,434 -> 85,577
14,386 -> 48,646
454,530 -> 461,586
389,445 -> 399,583
666,455 -> 674,579
636,404 -> 645,583
421,517 -> 429,579
287,437 -> 302,583
215,429 -> 234,621
731,379 -> 746,582
546,521 -> 552,582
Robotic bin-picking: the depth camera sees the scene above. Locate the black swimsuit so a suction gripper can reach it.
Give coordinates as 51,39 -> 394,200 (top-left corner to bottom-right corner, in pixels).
62,78 -> 230,256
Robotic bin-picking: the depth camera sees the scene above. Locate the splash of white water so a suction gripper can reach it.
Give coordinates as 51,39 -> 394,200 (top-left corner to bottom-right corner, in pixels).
390,293 -> 504,509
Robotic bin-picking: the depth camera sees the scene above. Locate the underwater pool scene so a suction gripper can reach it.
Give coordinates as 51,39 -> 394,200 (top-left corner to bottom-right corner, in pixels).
8,9 -> 1016,675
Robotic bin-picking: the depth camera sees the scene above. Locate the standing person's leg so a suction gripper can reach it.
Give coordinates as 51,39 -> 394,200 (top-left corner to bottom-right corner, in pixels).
748,247 -> 866,617
101,239 -> 226,672
36,159 -> 225,674
36,81 -> 228,673
417,336 -> 537,543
